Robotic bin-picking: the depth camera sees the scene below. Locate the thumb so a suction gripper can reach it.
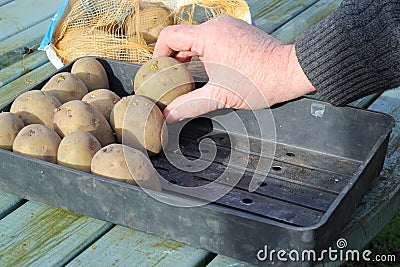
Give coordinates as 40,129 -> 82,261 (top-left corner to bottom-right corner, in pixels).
163,84 -> 228,123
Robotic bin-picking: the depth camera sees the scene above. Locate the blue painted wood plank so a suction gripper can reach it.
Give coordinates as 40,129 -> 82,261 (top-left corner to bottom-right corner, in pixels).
0,0 -> 64,42
247,0 -> 319,33
0,18 -> 53,69
207,255 -> 256,267
0,0 -> 13,8
0,192 -> 23,219
272,0 -> 343,43
0,18 -> 49,53
349,93 -> 381,108
0,61 -> 55,106
0,51 -> 49,88
0,201 -> 113,267
67,226 -> 214,267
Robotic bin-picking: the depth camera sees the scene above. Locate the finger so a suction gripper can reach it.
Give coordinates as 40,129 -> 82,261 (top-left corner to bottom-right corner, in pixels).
153,24 -> 200,58
174,51 -> 198,63
163,84 -> 226,123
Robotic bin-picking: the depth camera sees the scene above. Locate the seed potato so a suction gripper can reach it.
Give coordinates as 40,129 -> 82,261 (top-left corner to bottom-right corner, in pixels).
71,57 -> 109,91
54,100 -> 115,146
140,5 -> 173,43
0,112 -> 24,151
12,124 -> 61,163
10,90 -> 61,129
41,72 -> 88,103
57,131 -> 102,173
126,5 -> 173,44
134,56 -> 194,109
82,89 -> 121,121
91,143 -> 161,191
110,95 -> 166,156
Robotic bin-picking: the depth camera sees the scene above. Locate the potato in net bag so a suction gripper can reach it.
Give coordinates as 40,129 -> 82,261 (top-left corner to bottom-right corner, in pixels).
45,0 -> 251,67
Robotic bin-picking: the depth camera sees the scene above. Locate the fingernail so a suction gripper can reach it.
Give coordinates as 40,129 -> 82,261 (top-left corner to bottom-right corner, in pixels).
166,109 -> 179,123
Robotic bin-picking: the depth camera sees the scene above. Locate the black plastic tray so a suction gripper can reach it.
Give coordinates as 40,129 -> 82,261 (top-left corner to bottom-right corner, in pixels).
0,57 -> 395,266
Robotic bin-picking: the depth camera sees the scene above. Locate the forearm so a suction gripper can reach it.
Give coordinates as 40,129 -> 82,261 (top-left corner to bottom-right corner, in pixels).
295,0 -> 400,106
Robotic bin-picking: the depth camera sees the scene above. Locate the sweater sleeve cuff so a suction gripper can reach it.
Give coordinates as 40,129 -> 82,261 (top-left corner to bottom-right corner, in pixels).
294,1 -> 400,106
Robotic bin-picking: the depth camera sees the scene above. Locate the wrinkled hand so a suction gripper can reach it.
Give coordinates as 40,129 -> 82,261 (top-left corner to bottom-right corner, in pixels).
153,15 -> 315,123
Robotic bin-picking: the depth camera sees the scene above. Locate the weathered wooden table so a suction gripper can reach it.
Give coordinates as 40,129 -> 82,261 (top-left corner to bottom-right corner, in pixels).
0,0 -> 399,266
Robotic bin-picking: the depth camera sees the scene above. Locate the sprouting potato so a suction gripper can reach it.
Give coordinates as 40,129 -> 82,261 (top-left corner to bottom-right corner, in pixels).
140,5 -> 173,43
53,100 -> 115,146
71,57 -> 109,91
57,131 -> 102,173
41,72 -> 88,103
134,56 -> 194,109
82,89 -> 121,121
0,112 -> 24,151
110,95 -> 166,156
126,5 -> 173,44
91,143 -> 161,191
10,90 -> 61,129
12,124 -> 61,163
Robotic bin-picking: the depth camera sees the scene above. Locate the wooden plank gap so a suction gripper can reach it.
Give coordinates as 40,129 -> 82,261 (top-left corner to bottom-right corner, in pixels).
0,37 -> 43,70
0,192 -> 26,220
0,201 -> 114,266
0,18 -> 52,58
0,0 -> 13,8
66,226 -> 215,267
59,224 -> 117,267
0,62 -> 56,106
0,51 -> 49,88
271,0 -> 344,43
193,252 -> 218,267
349,92 -> 383,109
247,0 -> 320,33
0,0 -> 64,42
207,254 -> 256,267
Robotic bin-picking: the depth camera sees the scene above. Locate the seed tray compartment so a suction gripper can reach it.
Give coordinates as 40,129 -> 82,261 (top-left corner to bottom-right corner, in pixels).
0,57 -> 395,266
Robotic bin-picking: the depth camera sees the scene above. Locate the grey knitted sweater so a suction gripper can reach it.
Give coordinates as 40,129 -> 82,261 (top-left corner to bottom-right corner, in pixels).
295,0 -> 400,106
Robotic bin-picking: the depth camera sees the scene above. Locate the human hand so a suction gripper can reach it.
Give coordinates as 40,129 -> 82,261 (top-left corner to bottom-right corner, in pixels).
153,15 -> 315,123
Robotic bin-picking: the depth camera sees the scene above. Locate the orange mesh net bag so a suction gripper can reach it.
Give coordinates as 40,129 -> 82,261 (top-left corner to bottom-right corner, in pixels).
47,0 -> 251,66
